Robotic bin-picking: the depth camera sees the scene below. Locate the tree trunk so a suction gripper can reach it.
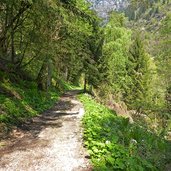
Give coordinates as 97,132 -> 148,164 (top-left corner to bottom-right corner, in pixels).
65,67 -> 68,81
37,60 -> 47,90
84,77 -> 87,93
47,59 -> 52,92
10,3 -> 15,64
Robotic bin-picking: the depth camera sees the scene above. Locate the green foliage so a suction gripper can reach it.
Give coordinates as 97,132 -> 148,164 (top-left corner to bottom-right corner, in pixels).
0,79 -> 59,126
79,94 -> 171,170
125,34 -> 153,111
0,0 -> 100,90
98,12 -> 132,100
95,12 -> 155,114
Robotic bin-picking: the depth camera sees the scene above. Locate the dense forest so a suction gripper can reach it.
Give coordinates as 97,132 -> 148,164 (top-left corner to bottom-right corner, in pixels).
0,0 -> 171,170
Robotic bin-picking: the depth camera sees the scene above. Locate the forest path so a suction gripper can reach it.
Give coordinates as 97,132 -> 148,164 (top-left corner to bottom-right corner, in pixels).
0,90 -> 91,171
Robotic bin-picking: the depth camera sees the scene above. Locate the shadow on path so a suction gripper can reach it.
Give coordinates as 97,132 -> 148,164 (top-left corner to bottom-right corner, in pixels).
0,89 -> 92,171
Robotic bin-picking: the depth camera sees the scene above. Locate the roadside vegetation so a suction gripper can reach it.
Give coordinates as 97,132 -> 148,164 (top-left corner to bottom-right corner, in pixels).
79,94 -> 171,171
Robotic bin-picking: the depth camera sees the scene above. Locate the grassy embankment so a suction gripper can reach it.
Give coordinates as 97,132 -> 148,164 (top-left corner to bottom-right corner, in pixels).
0,71 -> 73,135
79,94 -> 171,171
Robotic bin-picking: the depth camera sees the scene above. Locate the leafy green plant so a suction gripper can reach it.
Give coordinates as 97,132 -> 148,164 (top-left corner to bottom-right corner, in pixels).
79,94 -> 171,171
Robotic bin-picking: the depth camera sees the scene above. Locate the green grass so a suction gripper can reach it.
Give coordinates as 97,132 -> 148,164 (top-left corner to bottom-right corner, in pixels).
0,80 -> 59,127
54,78 -> 81,92
78,94 -> 171,171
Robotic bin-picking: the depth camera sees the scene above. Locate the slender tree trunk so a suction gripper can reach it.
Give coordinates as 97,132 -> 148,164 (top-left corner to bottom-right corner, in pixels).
11,27 -> 15,63
89,85 -> 93,94
65,67 -> 68,81
84,77 -> 87,93
37,60 -> 46,90
10,3 -> 15,64
4,5 -> 8,55
47,59 -> 52,92
0,5 -> 8,55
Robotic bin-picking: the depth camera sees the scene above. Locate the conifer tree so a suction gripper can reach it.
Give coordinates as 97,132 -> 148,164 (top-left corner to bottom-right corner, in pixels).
125,34 -> 151,112
101,12 -> 132,100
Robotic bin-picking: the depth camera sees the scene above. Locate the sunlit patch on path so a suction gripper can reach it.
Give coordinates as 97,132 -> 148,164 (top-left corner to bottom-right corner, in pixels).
0,90 -> 91,171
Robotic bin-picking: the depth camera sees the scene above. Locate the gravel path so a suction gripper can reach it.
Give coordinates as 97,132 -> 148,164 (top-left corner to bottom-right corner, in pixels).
0,90 -> 91,171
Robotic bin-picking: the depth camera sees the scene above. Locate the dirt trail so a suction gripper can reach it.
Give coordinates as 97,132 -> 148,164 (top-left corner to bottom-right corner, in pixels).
0,90 -> 91,171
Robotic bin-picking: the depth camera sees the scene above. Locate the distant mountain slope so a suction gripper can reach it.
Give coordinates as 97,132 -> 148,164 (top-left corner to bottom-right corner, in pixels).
88,0 -> 128,18
125,1 -> 171,32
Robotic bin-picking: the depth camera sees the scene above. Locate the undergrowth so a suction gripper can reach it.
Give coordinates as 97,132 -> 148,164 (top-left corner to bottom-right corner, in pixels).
0,73 -> 61,129
78,94 -> 171,171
